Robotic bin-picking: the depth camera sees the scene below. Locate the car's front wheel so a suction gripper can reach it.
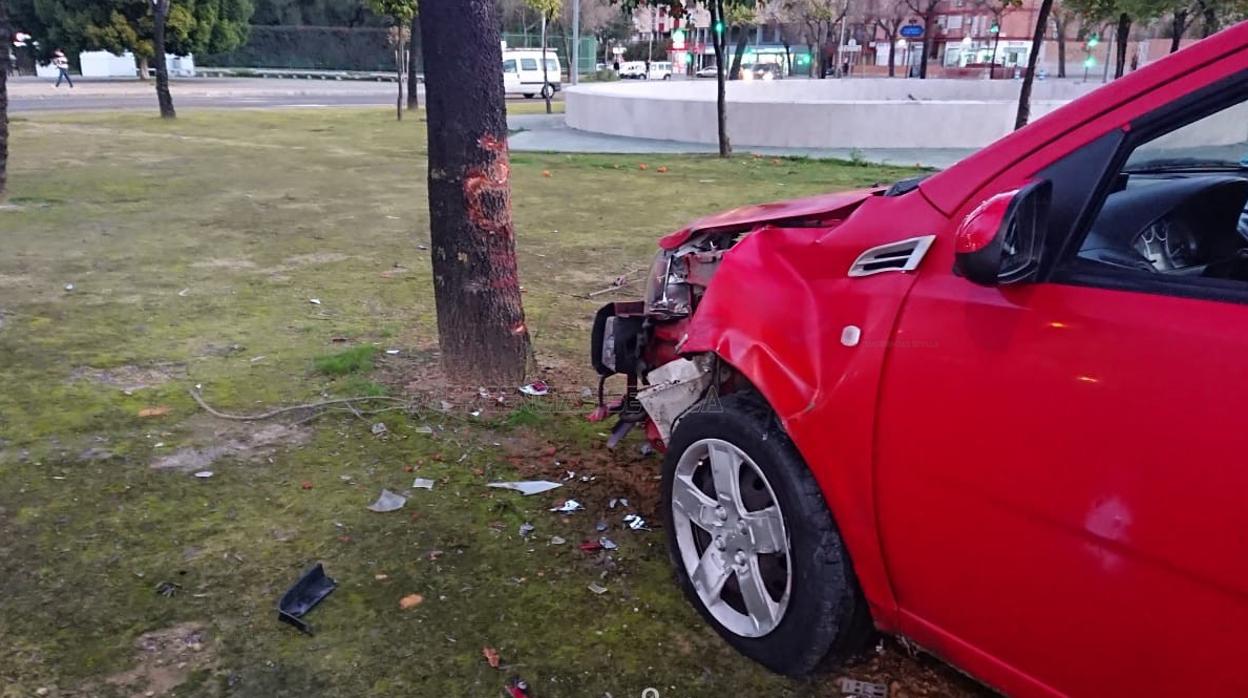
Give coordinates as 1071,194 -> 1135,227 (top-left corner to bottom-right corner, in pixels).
661,392 -> 871,676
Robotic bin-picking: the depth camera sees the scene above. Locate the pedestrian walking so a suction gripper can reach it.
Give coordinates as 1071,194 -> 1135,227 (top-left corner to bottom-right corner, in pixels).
53,49 -> 73,88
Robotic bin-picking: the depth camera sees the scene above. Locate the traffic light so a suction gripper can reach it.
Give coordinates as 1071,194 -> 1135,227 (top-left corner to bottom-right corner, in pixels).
989,22 -> 999,34
1083,55 -> 1097,68
713,20 -> 724,36
1087,33 -> 1100,48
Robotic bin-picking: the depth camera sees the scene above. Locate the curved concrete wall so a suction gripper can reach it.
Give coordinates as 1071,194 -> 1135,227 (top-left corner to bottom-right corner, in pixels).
565,79 -> 1099,150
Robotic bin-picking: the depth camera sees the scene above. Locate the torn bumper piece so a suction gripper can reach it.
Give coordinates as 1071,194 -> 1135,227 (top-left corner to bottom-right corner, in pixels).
637,355 -> 713,443
277,562 -> 337,635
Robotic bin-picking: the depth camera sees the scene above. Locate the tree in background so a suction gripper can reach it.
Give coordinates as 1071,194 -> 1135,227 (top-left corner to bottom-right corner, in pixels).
1015,0 -> 1053,128
525,0 -> 560,114
367,0 -> 416,120
407,11 -> 419,109
1,0 -> 10,201
976,0 -> 1021,79
23,0 -> 250,116
553,0 -> 618,78
251,0 -> 380,25
420,0 -> 531,384
725,3 -> 756,79
902,0 -> 938,77
863,0 -> 907,76
1049,3 -> 1074,75
785,0 -> 845,78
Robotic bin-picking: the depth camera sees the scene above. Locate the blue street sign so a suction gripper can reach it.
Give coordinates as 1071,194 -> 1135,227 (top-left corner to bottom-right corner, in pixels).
900,24 -> 924,38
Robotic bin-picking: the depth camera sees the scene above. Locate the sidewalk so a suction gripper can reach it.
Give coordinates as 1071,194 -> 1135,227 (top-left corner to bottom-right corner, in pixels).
507,114 -> 972,169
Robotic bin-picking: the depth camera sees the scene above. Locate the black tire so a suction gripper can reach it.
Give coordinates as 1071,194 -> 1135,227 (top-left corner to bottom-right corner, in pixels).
523,93 -> 535,99
661,392 -> 872,676
540,84 -> 554,99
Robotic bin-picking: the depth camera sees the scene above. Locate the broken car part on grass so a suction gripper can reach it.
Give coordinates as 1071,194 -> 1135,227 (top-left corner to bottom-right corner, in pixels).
277,563 -> 337,635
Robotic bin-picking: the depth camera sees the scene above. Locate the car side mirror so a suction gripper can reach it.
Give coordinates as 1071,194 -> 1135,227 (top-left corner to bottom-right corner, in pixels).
954,180 -> 1052,286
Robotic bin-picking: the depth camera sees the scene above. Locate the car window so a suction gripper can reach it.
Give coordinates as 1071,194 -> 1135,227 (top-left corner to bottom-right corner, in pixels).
1060,86 -> 1248,298
545,59 -> 558,73
503,59 -> 517,73
521,58 -> 537,71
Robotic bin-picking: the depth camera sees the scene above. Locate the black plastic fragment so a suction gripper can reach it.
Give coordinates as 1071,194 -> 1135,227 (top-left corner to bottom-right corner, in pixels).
277,562 -> 337,635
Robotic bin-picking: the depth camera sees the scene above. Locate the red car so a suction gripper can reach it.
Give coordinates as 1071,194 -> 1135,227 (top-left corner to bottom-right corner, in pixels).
588,23 -> 1248,697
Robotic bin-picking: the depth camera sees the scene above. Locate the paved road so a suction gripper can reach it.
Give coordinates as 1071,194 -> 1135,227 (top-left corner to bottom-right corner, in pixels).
7,76 -> 560,112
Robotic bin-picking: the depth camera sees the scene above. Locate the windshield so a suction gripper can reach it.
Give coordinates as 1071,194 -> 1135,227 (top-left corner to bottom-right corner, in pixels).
1124,101 -> 1248,172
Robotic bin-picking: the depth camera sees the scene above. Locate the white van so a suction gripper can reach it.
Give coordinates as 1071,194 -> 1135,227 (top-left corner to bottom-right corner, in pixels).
618,61 -> 647,79
648,61 -> 674,80
502,49 -> 563,99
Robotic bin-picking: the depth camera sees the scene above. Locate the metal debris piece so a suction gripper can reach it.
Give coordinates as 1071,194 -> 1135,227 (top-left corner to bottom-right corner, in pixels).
519,522 -> 535,537
366,489 -> 407,513
623,514 -> 648,530
518,380 -> 550,397
371,422 -> 388,436
550,499 -> 583,514
411,478 -> 435,490
595,520 -> 608,532
155,581 -> 181,597
277,563 -> 337,635
838,678 -> 888,698
608,498 -> 619,509
309,298 -> 321,305
487,480 -> 562,496
587,582 -> 608,595
193,470 -> 214,479
550,536 -> 566,545
599,537 -> 618,550
470,410 -> 481,418
639,443 -> 654,457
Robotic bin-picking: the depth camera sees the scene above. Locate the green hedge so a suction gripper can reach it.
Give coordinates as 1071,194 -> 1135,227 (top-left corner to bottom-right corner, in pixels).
199,26 -> 400,71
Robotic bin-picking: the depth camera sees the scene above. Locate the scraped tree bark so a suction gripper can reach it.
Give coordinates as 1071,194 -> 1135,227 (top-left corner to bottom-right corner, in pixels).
0,0 -> 10,200
152,0 -> 176,118
1015,0 -> 1054,129
420,0 -> 532,383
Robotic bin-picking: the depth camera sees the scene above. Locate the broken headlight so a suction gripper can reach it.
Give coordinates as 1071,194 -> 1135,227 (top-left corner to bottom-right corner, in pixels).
643,249 -> 692,318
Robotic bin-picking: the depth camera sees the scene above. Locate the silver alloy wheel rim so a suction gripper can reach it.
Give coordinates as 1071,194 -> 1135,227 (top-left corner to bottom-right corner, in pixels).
671,438 -> 791,638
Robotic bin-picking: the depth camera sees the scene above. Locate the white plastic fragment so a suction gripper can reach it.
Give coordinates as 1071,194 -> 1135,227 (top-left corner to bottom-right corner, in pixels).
413,425 -> 434,434
587,582 -> 608,595
838,678 -> 888,698
367,489 -> 407,512
371,422 -> 388,436
519,522 -> 535,537
385,349 -> 400,355
518,380 -> 549,397
487,480 -> 563,496
550,536 -> 567,545
309,298 -> 321,305
623,514 -> 648,530
550,499 -> 583,514
411,478 -> 435,490
193,470 -> 214,479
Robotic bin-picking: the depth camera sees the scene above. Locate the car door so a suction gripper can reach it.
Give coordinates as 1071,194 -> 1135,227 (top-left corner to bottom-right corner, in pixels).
874,77 -> 1248,697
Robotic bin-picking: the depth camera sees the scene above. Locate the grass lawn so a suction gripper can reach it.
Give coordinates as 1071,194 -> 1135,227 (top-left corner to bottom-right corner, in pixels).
0,107 -> 979,697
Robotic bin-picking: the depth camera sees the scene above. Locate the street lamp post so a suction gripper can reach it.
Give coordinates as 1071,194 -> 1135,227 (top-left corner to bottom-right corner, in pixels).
571,0 -> 580,85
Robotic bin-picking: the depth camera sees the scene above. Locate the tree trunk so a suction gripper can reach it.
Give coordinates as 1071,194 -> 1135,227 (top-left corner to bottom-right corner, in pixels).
1016,0 -> 1054,130
919,21 -> 930,78
1200,2 -> 1218,38
887,31 -> 897,77
407,13 -> 420,109
711,0 -> 730,157
990,29 -> 1000,79
153,0 -> 176,119
1170,10 -> 1186,53
540,14 -> 551,114
729,26 -> 749,79
807,42 -> 816,77
0,0 -> 9,200
1056,15 -> 1067,77
419,0 -> 531,384
137,55 -> 149,81
395,39 -> 404,121
1114,13 -> 1129,79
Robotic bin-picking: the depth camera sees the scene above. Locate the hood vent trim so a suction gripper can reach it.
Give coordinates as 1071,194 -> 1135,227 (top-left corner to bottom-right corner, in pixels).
848,235 -> 936,277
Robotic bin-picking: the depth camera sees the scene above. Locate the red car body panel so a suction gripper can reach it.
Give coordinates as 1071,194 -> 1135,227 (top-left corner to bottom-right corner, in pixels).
658,22 -> 1248,698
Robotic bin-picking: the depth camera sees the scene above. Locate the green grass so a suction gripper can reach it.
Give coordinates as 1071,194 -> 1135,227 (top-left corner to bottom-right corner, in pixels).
0,108 -> 974,698
314,346 -> 378,375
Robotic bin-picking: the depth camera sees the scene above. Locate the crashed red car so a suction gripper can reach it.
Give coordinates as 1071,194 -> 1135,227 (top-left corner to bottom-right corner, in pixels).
589,23 -> 1248,697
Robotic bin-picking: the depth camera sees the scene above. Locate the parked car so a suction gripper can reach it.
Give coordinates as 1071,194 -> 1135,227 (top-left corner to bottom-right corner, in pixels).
648,61 -> 674,80
587,22 -> 1248,697
618,61 -> 647,79
501,48 -> 562,99
695,64 -> 720,78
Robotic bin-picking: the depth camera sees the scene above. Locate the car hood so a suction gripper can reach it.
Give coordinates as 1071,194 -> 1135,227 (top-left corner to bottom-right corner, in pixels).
658,188 -> 879,249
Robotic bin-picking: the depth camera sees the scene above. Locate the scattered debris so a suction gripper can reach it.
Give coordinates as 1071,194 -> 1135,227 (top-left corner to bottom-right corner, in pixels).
470,410 -> 482,418
487,480 -> 562,496
411,477 -> 435,490
838,678 -> 888,698
64,283 -> 75,292
595,520 -> 608,533
277,563 -> 337,635
193,470 -> 214,479
413,425 -> 434,434
138,405 -> 171,418
623,514 -> 648,530
385,349 -> 400,355
587,582 -> 608,595
309,298 -> 322,305
579,540 -> 603,553
371,422 -> 388,436
483,646 -> 501,668
550,499 -> 583,514
656,165 -> 669,173
505,678 -> 531,698
518,380 -> 550,397
374,573 -> 389,581
399,593 -> 424,610
367,489 -> 407,513
155,581 -> 182,597
301,481 -> 314,490
177,288 -> 190,297
519,522 -> 536,537
549,536 -> 566,545
639,443 -> 654,457
599,537 -> 618,551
